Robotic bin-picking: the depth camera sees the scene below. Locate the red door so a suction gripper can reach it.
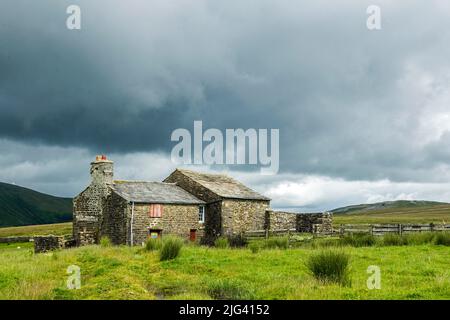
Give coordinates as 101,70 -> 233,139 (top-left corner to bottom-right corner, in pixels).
190,229 -> 196,241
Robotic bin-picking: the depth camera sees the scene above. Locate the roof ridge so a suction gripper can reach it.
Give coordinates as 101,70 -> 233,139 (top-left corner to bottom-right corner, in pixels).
176,168 -> 232,178
114,180 -> 177,185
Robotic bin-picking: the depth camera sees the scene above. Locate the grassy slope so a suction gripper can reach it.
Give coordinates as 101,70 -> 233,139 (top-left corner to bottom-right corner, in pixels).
333,204 -> 450,225
0,182 -> 72,227
0,243 -> 449,300
0,222 -> 72,238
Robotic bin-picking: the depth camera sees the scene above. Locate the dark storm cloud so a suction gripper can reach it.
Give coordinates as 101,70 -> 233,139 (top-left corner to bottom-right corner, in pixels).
1,0 -> 450,184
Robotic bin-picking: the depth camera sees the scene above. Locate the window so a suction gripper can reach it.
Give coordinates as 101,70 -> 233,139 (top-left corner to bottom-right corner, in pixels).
198,205 -> 205,223
149,204 -> 163,218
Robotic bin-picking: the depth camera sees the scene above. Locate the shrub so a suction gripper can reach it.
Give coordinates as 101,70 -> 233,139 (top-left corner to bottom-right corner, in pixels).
306,250 -> 351,286
248,242 -> 260,254
100,236 -> 112,247
228,234 -> 248,248
264,236 -> 289,249
145,238 -> 162,251
214,237 -> 229,248
381,234 -> 408,246
434,232 -> 450,246
206,279 -> 255,300
160,237 -> 183,261
342,233 -> 376,247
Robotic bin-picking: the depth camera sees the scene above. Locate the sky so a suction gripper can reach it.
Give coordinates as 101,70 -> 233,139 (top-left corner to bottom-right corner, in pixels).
1,0 -> 450,211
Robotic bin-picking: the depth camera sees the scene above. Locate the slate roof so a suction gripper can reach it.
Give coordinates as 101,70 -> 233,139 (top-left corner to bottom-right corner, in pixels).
112,181 -> 205,204
175,169 -> 270,201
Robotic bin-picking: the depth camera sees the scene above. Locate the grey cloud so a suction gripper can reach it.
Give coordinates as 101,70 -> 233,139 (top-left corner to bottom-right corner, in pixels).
1,0 -> 450,189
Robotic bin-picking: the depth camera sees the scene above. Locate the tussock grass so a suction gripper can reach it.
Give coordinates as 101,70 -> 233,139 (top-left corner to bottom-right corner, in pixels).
206,279 -> 255,300
264,236 -> 289,249
100,236 -> 112,248
381,234 -> 409,246
434,232 -> 450,246
248,242 -> 260,254
403,232 -> 436,245
306,250 -> 351,286
227,234 -> 248,248
145,238 -> 162,251
214,237 -> 229,248
341,233 -> 376,247
159,237 -> 183,261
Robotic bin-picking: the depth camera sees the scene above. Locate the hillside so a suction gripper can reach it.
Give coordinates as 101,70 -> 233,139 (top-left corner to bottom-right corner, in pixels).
332,200 -> 450,225
331,200 -> 448,214
0,182 -> 72,227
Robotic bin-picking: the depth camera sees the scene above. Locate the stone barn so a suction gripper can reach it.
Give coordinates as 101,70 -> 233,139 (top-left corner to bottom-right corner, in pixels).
164,169 -> 271,243
73,156 -> 332,246
73,156 -> 205,246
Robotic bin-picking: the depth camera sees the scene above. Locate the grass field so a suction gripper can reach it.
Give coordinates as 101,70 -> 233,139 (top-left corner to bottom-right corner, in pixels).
333,204 -> 450,225
0,241 -> 449,300
0,222 -> 72,238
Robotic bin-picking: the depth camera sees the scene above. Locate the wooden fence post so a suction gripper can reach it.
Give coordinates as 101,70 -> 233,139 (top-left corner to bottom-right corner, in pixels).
399,224 -> 402,236
265,229 -> 269,240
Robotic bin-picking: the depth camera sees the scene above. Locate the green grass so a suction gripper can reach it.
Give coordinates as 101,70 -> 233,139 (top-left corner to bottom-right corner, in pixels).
0,242 -> 449,299
0,222 -> 72,238
333,204 -> 450,225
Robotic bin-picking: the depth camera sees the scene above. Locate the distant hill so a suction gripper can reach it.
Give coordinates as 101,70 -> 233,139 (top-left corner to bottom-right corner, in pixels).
331,200 -> 449,214
0,182 -> 72,227
331,200 -> 450,225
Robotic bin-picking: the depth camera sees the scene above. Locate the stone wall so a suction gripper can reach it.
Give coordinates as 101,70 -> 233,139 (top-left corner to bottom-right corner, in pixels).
129,203 -> 204,245
265,210 -> 297,231
101,191 -> 128,245
0,236 -> 32,244
221,199 -> 270,235
297,212 -> 333,234
73,159 -> 114,246
73,185 -> 110,246
202,201 -> 222,244
34,236 -> 65,253
265,210 -> 333,235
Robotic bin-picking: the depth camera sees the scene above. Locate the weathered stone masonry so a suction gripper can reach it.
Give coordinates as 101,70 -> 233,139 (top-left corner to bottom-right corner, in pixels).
129,203 -> 203,245
265,210 -> 333,235
164,169 -> 271,242
73,157 -> 113,246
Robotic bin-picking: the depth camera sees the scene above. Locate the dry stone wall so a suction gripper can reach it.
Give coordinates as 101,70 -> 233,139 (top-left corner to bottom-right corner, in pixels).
34,236 -> 65,253
265,210 -> 333,235
221,199 -> 270,235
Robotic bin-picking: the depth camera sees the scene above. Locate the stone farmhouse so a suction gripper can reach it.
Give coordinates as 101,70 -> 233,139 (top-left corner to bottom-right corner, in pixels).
73,156 -> 332,246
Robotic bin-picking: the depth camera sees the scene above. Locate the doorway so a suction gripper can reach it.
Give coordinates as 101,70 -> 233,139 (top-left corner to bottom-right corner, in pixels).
189,229 -> 197,242
148,229 -> 162,239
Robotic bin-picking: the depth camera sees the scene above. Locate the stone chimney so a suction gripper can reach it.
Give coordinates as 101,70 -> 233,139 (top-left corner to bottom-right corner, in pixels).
90,155 -> 114,186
